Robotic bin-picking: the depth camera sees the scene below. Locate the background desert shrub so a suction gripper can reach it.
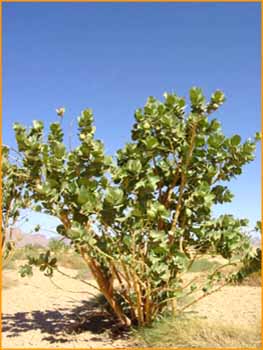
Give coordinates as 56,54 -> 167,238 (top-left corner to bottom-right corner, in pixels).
47,240 -> 91,273
3,244 -> 44,270
13,244 -> 44,260
240,271 -> 261,286
55,250 -> 89,271
5,242 -> 92,278
230,248 -> 261,286
48,239 -> 69,253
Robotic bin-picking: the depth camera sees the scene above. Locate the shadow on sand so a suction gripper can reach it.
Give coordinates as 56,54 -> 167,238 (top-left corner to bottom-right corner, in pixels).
2,300 -> 130,344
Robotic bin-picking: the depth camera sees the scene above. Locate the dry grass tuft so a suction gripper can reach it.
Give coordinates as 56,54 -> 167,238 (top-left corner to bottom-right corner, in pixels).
239,271 -> 261,287
135,315 -> 261,348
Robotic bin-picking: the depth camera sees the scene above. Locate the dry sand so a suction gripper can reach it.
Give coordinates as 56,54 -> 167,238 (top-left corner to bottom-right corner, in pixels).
2,267 -> 261,348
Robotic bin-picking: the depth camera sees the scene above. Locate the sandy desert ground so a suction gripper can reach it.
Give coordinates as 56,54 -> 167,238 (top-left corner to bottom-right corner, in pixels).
2,267 -> 261,348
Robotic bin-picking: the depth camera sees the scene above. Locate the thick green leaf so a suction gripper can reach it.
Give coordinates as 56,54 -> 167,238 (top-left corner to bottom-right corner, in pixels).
231,135 -> 241,146
144,136 -> 159,149
105,187 -> 124,206
126,159 -> 142,173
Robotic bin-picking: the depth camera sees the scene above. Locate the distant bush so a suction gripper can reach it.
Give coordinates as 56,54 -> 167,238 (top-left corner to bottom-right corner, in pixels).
56,250 -> 87,270
3,244 -> 44,271
231,248 -> 261,286
48,239 -> 69,253
241,271 -> 261,286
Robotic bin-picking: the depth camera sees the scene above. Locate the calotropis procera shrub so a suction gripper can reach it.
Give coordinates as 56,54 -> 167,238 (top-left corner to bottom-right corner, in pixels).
9,88 -> 260,326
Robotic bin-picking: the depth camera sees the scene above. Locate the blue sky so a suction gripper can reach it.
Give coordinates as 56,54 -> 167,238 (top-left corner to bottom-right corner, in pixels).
3,2 -> 261,235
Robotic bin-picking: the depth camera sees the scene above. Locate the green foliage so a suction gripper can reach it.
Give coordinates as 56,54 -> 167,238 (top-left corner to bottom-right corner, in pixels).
19,264 -> 33,277
230,248 -> 261,284
48,238 -> 69,253
2,145 -> 31,263
255,220 -> 262,233
20,250 -> 57,277
2,146 -> 29,228
9,87 -> 260,326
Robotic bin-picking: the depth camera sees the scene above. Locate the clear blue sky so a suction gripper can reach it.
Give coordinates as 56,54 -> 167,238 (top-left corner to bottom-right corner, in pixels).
3,2 -> 261,235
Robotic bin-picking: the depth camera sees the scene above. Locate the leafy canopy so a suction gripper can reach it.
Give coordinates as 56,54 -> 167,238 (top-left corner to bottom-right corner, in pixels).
8,87 -> 260,326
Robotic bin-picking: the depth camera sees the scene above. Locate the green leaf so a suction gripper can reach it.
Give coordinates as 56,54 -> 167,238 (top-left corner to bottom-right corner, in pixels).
189,87 -> 205,110
50,257 -> 57,267
77,186 -> 91,205
255,221 -> 261,232
105,187 -> 124,206
34,224 -> 41,232
144,136 -> 159,149
231,135 -> 241,146
44,266 -> 54,277
208,134 -> 224,148
53,142 -> 66,157
147,175 -> 159,189
32,120 -> 44,130
123,235 -> 131,247
40,265 -> 46,272
213,90 -> 225,103
209,119 -> 221,131
254,132 -> 261,141
34,205 -> 42,212
160,270 -> 170,281
66,224 -> 84,239
185,208 -> 192,216
126,159 -> 142,173
56,225 -> 66,235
